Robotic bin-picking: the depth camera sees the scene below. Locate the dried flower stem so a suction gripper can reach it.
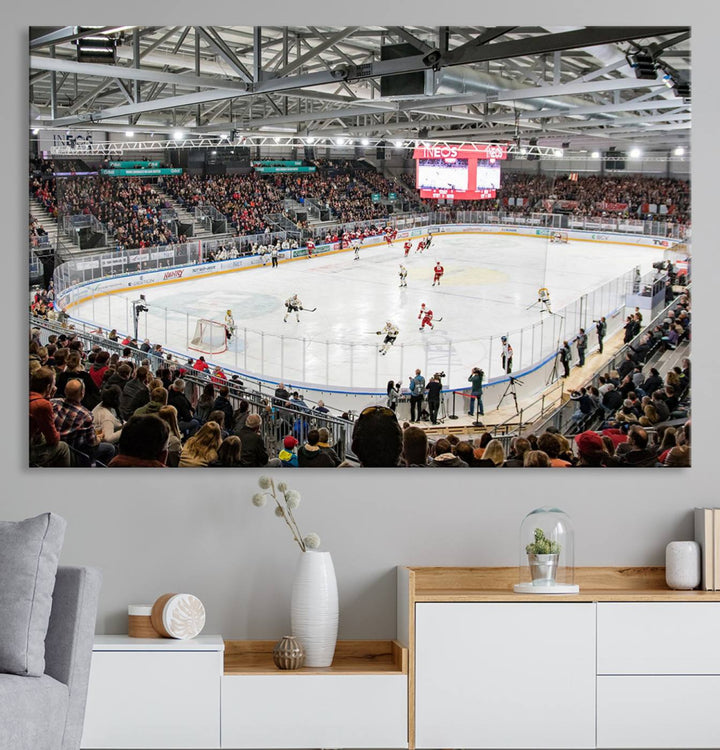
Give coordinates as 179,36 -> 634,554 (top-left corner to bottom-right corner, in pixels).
270,479 -> 306,551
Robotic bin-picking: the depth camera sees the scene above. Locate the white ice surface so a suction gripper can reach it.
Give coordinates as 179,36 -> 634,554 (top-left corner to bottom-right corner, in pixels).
71,234 -> 666,392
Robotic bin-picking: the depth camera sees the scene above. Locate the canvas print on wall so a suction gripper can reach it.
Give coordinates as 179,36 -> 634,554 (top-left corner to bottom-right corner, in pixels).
28,25 -> 691,468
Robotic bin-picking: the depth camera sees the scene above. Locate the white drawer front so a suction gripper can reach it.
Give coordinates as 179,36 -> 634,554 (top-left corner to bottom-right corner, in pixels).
415,603 -> 596,749
597,602 -> 720,674
81,650 -> 222,748
222,674 -> 407,748
597,676 -> 720,748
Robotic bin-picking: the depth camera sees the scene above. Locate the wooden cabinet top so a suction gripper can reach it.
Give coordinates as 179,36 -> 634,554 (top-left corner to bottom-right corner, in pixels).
401,567 -> 720,602
224,640 -> 407,676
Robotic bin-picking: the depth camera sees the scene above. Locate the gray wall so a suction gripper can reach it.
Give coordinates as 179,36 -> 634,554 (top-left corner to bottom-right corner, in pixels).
11,5 -> 718,642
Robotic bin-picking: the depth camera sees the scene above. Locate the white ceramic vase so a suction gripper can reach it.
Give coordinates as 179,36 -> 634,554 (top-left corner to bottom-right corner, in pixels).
290,550 -> 338,667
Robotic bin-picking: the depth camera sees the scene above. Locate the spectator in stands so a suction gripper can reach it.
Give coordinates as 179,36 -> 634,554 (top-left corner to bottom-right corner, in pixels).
238,413 -> 269,467
52,378 -> 114,466
106,362 -> 132,392
345,405 -> 403,468
574,430 -> 616,467
213,386 -> 235,430
477,439 -> 505,467
401,426 -> 429,467
455,441 -> 477,467
298,429 -> 335,468
663,445 -> 690,467
273,382 -> 290,407
208,410 -> 229,440
119,366 -> 150,420
314,400 -> 330,415
503,437 -> 531,467
569,388 -> 593,429
232,399 -> 251,435
523,450 -> 551,467
537,432 -> 572,467
617,425 -> 657,467
158,405 -> 182,467
91,385 -> 124,446
195,383 -> 216,424
89,350 -> 110,388
179,421 -> 222,467
473,432 -> 493,460
134,386 -> 168,417
642,367 -> 664,396
210,435 -> 244,467
55,350 -> 101,410
429,438 -> 468,468
317,428 -> 341,467
29,367 -> 70,467
278,435 -> 299,467
168,378 -> 200,438
109,415 -> 170,468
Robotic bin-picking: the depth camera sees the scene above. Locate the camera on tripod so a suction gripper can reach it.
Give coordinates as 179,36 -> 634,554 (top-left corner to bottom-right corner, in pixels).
435,371 -> 446,379
508,375 -> 524,385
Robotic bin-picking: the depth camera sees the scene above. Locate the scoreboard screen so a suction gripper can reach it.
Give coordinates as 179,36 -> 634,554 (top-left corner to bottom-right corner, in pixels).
413,143 -> 507,200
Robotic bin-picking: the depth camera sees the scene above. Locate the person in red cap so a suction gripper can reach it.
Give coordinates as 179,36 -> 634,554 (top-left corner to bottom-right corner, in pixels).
278,435 -> 299,467
574,430 -> 617,467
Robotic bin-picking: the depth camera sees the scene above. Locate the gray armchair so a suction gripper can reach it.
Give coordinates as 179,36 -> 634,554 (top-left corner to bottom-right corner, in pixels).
0,566 -> 102,750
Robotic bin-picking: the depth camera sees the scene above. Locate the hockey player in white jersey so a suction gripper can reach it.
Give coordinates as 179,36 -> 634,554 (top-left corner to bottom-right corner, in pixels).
398,264 -> 408,287
377,321 -> 399,355
283,294 -> 303,322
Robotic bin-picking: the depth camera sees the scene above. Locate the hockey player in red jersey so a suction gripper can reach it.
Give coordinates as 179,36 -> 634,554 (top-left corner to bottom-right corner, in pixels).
432,261 -> 444,286
403,241 -> 412,257
417,303 -> 427,321
416,239 -> 426,253
306,239 -> 315,258
419,309 -> 434,331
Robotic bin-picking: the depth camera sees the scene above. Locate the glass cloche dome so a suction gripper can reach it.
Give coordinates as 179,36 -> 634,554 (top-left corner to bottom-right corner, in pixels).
514,506 -> 579,594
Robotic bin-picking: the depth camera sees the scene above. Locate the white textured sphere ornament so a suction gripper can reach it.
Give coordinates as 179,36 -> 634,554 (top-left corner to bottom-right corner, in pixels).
665,541 -> 701,590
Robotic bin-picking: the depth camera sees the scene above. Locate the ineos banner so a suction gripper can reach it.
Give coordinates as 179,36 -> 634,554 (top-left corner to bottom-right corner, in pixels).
412,143 -> 507,160
39,130 -> 106,154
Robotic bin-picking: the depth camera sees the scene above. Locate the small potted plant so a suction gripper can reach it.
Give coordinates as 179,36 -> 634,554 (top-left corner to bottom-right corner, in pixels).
525,528 -> 561,585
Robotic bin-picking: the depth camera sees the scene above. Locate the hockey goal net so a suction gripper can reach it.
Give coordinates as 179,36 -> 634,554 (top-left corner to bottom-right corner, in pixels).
550,231 -> 569,243
189,319 -> 228,355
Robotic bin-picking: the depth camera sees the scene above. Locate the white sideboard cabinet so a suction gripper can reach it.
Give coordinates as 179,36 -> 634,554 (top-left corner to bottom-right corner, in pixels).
80,635 -> 224,749
596,602 -> 720,748
221,640 -> 408,749
415,602 -> 596,749
399,566 -> 720,750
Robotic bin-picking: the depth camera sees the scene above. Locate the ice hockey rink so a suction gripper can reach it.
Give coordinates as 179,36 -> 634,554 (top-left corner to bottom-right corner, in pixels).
70,233 -> 668,393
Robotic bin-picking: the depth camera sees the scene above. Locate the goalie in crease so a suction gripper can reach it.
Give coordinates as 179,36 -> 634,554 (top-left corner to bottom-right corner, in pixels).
225,309 -> 236,341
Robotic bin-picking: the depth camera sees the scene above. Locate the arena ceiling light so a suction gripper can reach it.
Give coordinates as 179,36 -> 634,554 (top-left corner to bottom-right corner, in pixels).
591,151 -> 600,158
361,138 -> 370,146
125,130 -> 134,137
306,136 -> 315,144
393,139 -> 403,149
553,148 -> 564,157
172,129 -> 184,140
629,148 -> 642,158
674,146 -> 685,156
335,137 -> 345,145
